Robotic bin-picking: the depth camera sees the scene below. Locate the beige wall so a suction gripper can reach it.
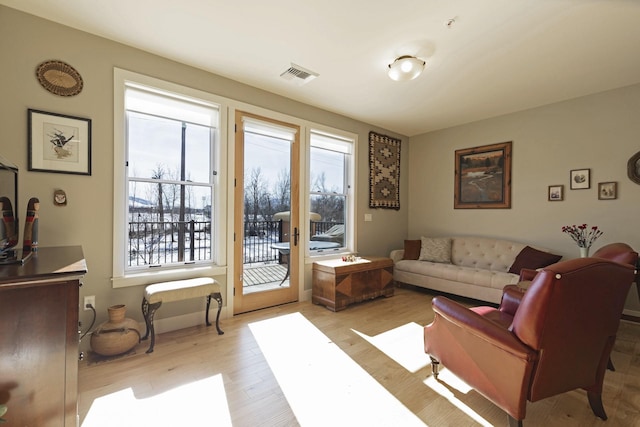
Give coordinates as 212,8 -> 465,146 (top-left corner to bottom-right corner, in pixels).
0,5 -> 409,350
5,3 -> 637,341
409,84 -> 640,314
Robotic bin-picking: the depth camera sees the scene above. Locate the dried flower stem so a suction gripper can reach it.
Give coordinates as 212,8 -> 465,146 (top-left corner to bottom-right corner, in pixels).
561,224 -> 603,248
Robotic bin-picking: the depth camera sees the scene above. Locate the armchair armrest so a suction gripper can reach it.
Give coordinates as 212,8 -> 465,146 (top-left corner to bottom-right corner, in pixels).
499,284 -> 527,316
519,268 -> 538,281
425,296 -> 538,420
430,296 -> 533,359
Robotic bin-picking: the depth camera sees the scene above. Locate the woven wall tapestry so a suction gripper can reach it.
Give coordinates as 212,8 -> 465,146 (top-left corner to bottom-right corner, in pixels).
369,131 -> 401,209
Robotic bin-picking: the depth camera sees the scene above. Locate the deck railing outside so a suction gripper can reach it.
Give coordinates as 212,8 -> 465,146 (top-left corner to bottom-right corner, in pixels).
243,220 -> 341,264
128,219 -> 211,267
127,219 -> 341,267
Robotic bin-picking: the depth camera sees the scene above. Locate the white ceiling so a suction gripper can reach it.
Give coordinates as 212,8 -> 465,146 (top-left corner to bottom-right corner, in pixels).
3,0 -> 640,136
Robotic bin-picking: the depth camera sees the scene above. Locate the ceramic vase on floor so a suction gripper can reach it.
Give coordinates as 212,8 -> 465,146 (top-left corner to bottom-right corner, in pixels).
90,304 -> 141,356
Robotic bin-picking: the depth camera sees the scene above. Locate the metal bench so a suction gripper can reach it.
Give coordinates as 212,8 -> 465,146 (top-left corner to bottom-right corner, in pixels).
141,277 -> 224,353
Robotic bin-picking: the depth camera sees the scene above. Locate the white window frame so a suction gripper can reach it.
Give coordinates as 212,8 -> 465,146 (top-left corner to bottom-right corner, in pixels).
112,69 -> 227,288
305,126 -> 356,258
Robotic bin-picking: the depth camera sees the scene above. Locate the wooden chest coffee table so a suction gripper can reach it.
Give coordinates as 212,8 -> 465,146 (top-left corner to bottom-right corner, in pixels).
312,256 -> 394,311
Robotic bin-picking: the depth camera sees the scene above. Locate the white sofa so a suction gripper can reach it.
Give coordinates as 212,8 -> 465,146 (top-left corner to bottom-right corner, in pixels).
390,236 -> 561,304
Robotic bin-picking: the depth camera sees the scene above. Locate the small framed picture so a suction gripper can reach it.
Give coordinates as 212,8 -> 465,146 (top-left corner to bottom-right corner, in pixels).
28,109 -> 92,175
570,168 -> 590,190
548,185 -> 564,201
598,182 -> 617,200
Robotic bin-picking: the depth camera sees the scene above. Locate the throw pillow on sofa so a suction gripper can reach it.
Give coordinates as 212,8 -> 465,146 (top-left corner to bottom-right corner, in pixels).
508,245 -> 562,274
419,237 -> 452,263
403,239 -> 421,260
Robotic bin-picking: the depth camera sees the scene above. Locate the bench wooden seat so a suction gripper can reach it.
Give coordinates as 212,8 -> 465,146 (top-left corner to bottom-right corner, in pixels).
141,277 -> 224,353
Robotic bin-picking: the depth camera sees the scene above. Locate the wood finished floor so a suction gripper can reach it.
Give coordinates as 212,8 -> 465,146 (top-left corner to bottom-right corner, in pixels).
78,286 -> 640,426
243,263 -> 288,288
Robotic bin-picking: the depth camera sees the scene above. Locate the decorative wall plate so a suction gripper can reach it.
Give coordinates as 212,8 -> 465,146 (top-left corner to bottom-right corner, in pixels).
53,189 -> 67,206
627,151 -> 640,185
36,60 -> 83,96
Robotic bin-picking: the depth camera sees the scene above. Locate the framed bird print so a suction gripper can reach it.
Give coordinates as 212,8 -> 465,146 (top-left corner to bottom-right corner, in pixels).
28,109 -> 92,175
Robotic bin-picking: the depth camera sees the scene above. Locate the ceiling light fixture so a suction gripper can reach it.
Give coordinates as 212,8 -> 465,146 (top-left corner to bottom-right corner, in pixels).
387,55 -> 426,81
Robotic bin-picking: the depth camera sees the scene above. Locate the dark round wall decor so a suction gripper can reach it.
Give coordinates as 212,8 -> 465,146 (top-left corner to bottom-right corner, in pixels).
627,150 -> 640,185
36,60 -> 83,96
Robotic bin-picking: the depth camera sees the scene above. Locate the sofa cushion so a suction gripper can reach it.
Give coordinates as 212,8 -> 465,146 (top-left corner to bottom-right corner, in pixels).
419,237 -> 452,263
395,259 -> 519,290
403,239 -> 421,260
508,246 -> 562,274
451,237 -> 526,272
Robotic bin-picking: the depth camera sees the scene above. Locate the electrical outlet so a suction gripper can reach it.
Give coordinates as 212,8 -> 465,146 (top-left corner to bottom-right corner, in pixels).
84,295 -> 95,311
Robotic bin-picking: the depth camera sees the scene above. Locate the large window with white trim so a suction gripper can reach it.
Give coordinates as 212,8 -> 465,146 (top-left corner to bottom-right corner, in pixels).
308,130 -> 354,252
122,84 -> 219,271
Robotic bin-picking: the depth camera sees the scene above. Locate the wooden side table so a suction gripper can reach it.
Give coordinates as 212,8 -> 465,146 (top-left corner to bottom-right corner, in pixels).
312,256 -> 394,311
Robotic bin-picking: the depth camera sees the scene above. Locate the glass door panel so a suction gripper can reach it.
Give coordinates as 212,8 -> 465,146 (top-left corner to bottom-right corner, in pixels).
233,112 -> 299,314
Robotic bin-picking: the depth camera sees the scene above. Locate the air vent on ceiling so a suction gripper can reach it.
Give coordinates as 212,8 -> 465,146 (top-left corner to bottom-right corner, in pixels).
280,63 -> 318,85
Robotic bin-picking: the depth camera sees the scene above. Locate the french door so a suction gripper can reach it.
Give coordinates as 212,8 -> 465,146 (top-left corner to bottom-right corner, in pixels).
233,111 -> 300,314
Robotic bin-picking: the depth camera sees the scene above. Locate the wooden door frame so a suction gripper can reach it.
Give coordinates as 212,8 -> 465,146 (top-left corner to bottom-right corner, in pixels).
233,111 -> 300,314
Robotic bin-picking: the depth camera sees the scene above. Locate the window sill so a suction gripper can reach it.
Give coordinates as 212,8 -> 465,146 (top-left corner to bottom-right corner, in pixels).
305,250 -> 350,264
112,265 -> 227,288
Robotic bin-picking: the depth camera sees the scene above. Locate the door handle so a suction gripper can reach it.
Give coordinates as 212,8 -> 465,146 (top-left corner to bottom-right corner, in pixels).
293,227 -> 299,246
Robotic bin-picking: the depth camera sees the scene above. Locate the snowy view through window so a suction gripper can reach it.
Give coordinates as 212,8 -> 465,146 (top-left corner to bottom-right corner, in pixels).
124,84 -> 350,270
125,87 -> 216,269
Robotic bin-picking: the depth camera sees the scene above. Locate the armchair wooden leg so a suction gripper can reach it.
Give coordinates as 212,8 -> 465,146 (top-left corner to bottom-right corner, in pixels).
430,356 -> 440,379
587,391 -> 608,420
508,415 -> 523,427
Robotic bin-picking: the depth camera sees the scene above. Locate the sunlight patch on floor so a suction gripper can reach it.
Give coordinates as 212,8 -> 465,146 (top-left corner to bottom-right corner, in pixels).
249,312 -> 427,427
351,322 -> 429,373
424,370 -> 491,426
82,374 -> 232,427
352,322 -> 490,425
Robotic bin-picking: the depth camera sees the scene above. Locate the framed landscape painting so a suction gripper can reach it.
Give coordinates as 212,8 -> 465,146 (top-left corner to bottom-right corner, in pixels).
454,141 -> 512,209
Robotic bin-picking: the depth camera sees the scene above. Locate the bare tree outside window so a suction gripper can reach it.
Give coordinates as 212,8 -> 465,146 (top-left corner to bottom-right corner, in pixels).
125,92 -> 216,269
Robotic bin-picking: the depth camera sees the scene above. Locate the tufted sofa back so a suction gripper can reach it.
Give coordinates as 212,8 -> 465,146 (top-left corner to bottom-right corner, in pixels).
451,237 -> 527,272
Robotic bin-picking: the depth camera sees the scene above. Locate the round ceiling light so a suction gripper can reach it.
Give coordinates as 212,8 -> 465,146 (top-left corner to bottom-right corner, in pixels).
387,55 -> 426,81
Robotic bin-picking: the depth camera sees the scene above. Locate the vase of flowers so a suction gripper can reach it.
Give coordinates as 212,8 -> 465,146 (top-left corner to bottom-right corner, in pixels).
561,224 -> 603,257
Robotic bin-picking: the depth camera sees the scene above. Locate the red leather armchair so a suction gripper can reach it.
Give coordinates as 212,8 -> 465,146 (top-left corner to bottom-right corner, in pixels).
504,242 -> 638,371
424,257 -> 635,427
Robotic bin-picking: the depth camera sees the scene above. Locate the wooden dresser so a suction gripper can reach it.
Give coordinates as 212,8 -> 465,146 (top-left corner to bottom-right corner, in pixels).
312,256 -> 394,311
0,246 -> 87,426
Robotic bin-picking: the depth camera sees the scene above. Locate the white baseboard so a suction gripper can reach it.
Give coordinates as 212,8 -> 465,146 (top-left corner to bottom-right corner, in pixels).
153,306 -> 229,335
623,308 -> 640,319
